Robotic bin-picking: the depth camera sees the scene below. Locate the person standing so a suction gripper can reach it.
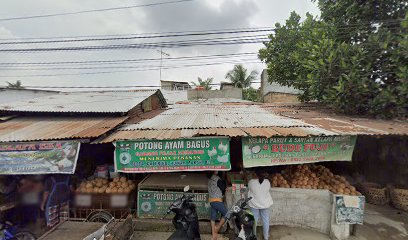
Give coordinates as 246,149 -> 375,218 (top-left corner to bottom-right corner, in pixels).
41,175 -> 70,228
207,171 -> 227,240
248,170 -> 273,240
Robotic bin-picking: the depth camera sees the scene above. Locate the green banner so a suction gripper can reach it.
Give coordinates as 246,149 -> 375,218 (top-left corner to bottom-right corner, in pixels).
242,136 -> 357,168
137,190 -> 210,219
115,137 -> 230,173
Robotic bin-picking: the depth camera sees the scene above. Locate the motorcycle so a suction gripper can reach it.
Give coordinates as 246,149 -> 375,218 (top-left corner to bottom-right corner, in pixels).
163,186 -> 201,240
0,221 -> 36,240
225,192 -> 256,240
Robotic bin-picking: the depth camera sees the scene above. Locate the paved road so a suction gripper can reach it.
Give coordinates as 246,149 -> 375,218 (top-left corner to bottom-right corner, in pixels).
132,226 -> 329,240
131,204 -> 408,240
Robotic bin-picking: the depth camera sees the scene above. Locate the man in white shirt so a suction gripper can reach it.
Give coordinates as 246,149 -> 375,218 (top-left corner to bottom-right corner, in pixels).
248,170 -> 273,240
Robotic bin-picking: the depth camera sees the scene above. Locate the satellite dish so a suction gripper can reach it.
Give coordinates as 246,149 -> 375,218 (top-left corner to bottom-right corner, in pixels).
184,185 -> 190,192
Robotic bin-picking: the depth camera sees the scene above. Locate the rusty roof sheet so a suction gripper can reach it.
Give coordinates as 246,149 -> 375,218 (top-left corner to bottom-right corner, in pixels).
96,126 -> 335,143
95,104 -> 339,142
261,103 -> 408,135
0,90 -> 166,113
96,103 -> 408,143
0,116 -> 127,142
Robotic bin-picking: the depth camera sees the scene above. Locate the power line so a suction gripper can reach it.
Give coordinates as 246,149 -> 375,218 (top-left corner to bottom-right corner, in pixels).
0,60 -> 263,78
2,81 -> 263,89
0,35 -> 269,52
0,18 -> 401,41
0,0 -> 196,22
0,28 -> 275,45
0,26 -> 274,41
0,52 -> 258,66
0,57 -> 260,71
0,22 -> 402,52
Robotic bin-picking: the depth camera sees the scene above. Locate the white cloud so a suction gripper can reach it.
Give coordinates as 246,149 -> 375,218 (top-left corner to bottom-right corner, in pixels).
0,0 -> 319,89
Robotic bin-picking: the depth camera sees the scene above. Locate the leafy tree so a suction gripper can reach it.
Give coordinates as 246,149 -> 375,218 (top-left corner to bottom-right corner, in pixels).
259,1 -> 408,118
243,87 -> 259,102
6,80 -> 24,89
190,77 -> 213,90
225,65 -> 258,88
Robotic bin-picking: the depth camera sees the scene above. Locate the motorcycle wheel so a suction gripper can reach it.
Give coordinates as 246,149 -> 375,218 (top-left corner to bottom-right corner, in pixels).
12,231 -> 36,240
86,211 -> 114,223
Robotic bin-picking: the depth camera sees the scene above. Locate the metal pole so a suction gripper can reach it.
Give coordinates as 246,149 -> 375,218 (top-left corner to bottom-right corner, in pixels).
160,47 -> 163,81
157,49 -> 170,82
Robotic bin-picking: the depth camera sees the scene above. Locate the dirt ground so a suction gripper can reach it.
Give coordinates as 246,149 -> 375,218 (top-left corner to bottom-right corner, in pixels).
132,204 -> 408,240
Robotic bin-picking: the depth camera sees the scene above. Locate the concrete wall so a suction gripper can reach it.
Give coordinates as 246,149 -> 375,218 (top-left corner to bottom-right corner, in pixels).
263,92 -> 300,103
352,136 -> 408,187
268,188 -> 332,233
160,82 -> 191,91
187,88 -> 242,100
260,70 -> 302,96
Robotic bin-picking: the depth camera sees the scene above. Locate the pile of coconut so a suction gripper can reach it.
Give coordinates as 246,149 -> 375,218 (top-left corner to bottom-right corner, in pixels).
76,177 -> 135,194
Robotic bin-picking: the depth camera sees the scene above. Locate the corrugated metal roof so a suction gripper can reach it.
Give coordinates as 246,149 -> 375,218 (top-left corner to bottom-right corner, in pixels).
97,126 -> 335,143
160,90 -> 188,105
0,90 -> 165,113
96,102 -> 408,143
0,88 -> 57,105
95,104 -> 336,142
261,104 -> 408,135
121,105 -> 313,130
0,116 -> 127,142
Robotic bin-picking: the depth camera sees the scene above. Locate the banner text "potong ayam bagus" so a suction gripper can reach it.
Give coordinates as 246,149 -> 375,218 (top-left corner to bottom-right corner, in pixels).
115,137 -> 231,173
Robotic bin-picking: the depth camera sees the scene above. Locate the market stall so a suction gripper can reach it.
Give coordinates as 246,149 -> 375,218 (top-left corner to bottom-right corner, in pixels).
137,173 -> 209,219
0,140 -> 81,238
113,137 -> 232,220
224,135 -> 364,240
73,175 -> 137,220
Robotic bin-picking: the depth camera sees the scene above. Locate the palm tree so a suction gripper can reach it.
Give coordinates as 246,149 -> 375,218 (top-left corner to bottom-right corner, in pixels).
6,80 -> 24,89
225,65 -> 258,88
190,77 -> 213,90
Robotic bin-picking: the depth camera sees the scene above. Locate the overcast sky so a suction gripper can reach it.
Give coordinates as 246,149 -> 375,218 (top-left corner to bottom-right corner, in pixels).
0,0 -> 319,90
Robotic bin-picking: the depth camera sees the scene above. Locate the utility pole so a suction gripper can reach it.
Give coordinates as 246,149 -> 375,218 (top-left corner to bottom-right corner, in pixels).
157,48 -> 170,82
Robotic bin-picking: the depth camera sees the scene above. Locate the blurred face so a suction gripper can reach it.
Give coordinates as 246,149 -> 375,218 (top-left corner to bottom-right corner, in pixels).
213,171 -> 219,175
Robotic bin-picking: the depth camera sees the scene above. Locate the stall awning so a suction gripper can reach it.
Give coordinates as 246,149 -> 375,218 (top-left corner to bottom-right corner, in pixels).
0,116 -> 127,142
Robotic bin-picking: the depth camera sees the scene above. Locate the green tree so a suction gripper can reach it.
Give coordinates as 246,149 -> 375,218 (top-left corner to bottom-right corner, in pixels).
259,1 -> 408,118
6,80 -> 24,89
243,87 -> 259,102
225,65 -> 258,88
190,77 -> 213,90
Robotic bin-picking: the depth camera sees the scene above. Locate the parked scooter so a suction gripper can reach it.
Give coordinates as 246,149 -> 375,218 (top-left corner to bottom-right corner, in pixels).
0,220 -> 36,240
225,190 -> 256,240
164,186 -> 201,240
